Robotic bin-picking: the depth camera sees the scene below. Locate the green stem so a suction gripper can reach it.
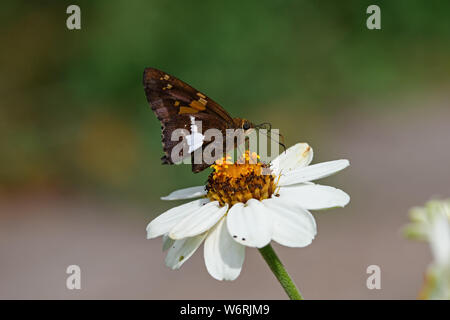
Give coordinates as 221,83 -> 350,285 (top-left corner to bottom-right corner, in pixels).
258,243 -> 304,300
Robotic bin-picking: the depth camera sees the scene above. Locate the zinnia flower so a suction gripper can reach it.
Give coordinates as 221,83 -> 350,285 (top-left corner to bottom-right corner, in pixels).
147,143 -> 350,281
404,199 -> 450,299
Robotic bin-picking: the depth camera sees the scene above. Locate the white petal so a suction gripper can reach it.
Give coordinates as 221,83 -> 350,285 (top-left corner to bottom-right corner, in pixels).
279,184 -> 350,210
271,143 -> 313,175
169,202 -> 227,239
204,218 -> 245,281
146,198 -> 209,239
162,234 -> 174,251
279,159 -> 349,186
226,199 -> 273,248
161,186 -> 206,200
429,215 -> 450,266
165,233 -> 207,269
263,198 -> 316,247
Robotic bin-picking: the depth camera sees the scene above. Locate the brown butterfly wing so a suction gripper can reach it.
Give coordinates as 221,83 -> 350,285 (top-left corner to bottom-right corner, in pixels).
143,67 -> 235,172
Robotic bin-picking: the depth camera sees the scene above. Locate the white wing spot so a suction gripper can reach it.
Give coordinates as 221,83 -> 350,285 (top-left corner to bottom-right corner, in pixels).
186,116 -> 205,153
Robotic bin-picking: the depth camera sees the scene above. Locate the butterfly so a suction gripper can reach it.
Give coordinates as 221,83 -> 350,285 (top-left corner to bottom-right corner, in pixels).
143,67 -> 281,173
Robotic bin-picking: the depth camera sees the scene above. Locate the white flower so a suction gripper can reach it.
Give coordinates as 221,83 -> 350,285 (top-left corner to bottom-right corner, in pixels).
147,143 -> 350,281
404,199 -> 450,299
428,215 -> 450,299
404,200 -> 450,243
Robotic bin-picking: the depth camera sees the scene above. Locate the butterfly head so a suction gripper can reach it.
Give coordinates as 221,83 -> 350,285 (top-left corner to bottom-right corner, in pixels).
233,118 -> 254,132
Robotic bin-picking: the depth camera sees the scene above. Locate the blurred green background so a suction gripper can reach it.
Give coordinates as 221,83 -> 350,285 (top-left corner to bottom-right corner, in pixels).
2,0 -> 449,204
1,1 -> 450,299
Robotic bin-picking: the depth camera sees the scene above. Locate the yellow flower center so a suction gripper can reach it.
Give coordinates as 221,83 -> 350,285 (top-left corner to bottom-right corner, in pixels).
206,152 -> 278,207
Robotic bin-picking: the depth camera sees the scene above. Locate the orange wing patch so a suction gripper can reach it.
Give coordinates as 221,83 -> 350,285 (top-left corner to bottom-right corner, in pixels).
175,93 -> 208,114
189,100 -> 206,111
179,106 -> 199,114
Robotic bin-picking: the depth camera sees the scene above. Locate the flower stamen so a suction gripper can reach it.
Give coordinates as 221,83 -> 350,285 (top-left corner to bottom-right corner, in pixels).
206,151 -> 277,207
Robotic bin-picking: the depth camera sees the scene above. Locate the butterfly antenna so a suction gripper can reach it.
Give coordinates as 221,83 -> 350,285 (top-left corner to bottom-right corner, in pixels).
256,124 -> 286,154
256,122 -> 272,131
270,130 -> 286,153
278,133 -> 286,153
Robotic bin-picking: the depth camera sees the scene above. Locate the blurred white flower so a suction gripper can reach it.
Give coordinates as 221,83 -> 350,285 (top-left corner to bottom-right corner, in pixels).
404,199 -> 450,299
147,143 -> 350,281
